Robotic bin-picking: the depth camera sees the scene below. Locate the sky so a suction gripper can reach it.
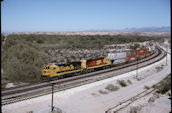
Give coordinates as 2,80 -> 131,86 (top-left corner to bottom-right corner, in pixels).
1,0 -> 171,32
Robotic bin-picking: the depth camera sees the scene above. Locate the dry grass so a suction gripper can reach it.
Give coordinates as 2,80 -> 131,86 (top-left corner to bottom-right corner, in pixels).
98,90 -> 109,94
156,75 -> 171,94
127,80 -> 132,84
105,84 -> 119,92
129,106 -> 138,113
144,85 -> 150,90
117,80 -> 127,87
155,66 -> 163,72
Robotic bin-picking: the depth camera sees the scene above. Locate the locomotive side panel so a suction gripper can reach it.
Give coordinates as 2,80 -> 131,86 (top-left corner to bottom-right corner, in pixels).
87,59 -> 104,68
55,61 -> 81,73
86,57 -> 111,69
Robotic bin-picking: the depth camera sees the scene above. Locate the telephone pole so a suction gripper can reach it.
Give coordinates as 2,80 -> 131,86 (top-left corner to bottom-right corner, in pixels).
51,83 -> 54,112
136,58 -> 138,78
166,45 -> 168,65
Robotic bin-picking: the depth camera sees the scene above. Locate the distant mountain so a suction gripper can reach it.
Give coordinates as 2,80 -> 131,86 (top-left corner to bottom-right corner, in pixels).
120,26 -> 170,32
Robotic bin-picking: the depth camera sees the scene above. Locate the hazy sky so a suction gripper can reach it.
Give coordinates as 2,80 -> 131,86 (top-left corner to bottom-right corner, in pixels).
2,0 -> 170,32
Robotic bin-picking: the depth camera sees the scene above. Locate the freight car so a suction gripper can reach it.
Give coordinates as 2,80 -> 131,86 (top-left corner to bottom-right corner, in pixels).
42,46 -> 155,79
108,50 -> 127,65
108,48 -> 151,64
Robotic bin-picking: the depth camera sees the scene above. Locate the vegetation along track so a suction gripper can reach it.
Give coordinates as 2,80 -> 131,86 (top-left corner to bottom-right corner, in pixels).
2,45 -> 166,105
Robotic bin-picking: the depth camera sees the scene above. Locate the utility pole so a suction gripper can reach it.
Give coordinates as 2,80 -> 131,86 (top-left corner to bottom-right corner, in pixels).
136,58 -> 138,78
166,45 -> 168,65
51,83 -> 54,112
164,40 -> 168,66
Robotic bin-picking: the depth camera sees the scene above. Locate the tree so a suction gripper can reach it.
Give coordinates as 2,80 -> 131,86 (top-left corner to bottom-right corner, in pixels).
130,43 -> 140,50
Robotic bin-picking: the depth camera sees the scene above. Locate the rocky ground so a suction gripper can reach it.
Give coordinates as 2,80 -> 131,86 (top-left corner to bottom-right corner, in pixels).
47,48 -> 109,63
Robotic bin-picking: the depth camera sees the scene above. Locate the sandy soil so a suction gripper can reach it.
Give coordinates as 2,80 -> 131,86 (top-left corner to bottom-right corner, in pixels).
117,90 -> 171,113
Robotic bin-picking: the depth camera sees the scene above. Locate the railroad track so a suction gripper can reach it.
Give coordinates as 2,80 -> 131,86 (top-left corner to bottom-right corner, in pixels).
2,45 -> 166,105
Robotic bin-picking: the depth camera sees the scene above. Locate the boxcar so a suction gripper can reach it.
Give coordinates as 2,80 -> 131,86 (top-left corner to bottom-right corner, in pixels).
113,58 -> 126,64
108,51 -> 127,60
136,48 -> 150,58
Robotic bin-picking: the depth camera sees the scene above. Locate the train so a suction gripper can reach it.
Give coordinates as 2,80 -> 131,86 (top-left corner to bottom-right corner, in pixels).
42,44 -> 156,79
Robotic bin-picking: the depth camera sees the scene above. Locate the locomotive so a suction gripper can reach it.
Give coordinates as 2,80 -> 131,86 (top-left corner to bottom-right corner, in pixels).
42,57 -> 111,78
42,45 -> 155,79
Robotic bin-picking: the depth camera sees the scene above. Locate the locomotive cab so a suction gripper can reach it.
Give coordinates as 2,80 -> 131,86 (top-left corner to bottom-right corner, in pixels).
49,65 -> 60,77
42,65 -> 50,77
42,64 -> 60,78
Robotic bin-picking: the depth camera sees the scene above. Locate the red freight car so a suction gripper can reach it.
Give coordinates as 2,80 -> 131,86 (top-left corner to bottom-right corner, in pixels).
136,48 -> 150,58
126,48 -> 150,62
126,49 -> 136,62
86,57 -> 111,69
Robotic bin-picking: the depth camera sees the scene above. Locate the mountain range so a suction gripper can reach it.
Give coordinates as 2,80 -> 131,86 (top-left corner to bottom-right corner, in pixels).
118,26 -> 170,32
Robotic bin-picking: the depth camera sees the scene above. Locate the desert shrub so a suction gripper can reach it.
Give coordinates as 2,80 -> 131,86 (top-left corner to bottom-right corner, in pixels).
48,107 -> 64,113
155,66 -> 163,72
130,106 -> 138,113
37,39 -> 44,44
98,90 -> 108,94
1,34 -> 5,44
144,85 -> 150,90
2,41 -> 46,83
148,97 -> 155,103
117,80 -> 127,87
1,82 -> 6,89
5,34 -> 167,49
130,43 -> 140,50
105,84 -> 119,91
71,55 -> 76,60
156,75 -> 171,94
156,82 -> 171,94
127,80 -> 132,84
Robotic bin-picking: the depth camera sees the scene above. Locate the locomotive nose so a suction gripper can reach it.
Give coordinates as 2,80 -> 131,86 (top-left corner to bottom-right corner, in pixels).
42,65 -> 50,76
42,70 -> 50,75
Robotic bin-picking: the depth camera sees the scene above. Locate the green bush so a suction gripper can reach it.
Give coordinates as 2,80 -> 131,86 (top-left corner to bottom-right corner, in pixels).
157,82 -> 171,94
127,80 -> 132,84
156,75 -> 171,94
117,80 -> 127,87
144,85 -> 150,90
2,38 -> 48,83
105,84 -> 119,91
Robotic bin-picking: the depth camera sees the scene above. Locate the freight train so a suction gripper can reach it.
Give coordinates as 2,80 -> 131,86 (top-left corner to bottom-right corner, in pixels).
42,45 -> 156,79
